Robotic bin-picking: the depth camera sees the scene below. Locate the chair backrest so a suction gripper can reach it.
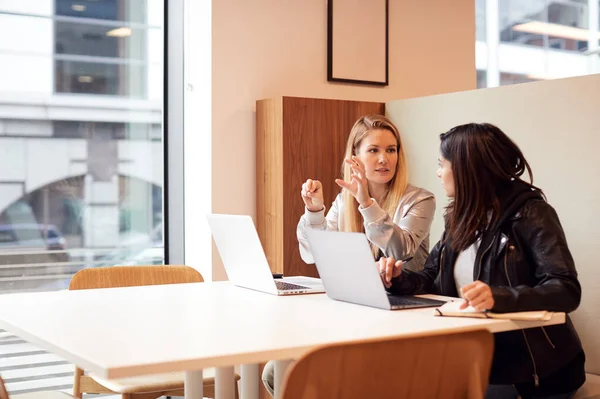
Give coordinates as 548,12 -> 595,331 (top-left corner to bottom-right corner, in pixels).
0,376 -> 9,399
280,329 -> 494,399
69,265 -> 203,399
69,265 -> 203,290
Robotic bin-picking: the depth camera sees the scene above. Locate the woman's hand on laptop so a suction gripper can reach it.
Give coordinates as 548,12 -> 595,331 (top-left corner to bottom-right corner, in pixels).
378,257 -> 403,288
301,179 -> 325,212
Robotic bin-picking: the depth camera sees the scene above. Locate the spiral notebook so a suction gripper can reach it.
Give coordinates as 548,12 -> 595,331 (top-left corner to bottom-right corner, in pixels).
433,300 -> 553,321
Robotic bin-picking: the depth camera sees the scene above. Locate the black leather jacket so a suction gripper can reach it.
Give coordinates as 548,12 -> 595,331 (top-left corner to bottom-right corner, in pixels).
388,182 -> 585,391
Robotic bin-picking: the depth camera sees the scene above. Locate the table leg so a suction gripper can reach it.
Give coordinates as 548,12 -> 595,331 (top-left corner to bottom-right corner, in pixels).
216,366 -> 235,399
273,359 -> 292,399
240,363 -> 259,399
185,369 -> 203,399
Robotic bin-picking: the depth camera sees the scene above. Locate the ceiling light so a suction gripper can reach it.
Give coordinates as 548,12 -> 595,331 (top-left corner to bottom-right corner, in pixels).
106,27 -> 132,37
71,4 -> 86,12
78,76 -> 94,83
513,21 -> 600,42
525,74 -> 551,80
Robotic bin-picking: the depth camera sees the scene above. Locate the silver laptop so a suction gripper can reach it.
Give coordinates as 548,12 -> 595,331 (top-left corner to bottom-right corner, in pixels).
207,214 -> 325,295
305,229 -> 446,310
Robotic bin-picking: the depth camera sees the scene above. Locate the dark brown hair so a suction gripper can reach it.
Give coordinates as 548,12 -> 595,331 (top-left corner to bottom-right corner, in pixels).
440,123 -> 542,252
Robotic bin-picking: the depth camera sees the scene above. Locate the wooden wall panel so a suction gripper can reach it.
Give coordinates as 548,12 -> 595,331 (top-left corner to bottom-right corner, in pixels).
281,97 -> 385,277
256,98 -> 284,274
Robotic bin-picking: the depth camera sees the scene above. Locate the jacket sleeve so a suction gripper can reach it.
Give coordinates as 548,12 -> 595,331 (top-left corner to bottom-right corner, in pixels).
360,195 -> 436,262
387,236 -> 443,295
491,201 -> 581,313
297,196 -> 340,264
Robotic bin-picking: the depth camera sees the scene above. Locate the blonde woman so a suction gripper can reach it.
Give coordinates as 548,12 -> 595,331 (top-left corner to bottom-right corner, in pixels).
298,114 -> 435,271
262,115 -> 436,397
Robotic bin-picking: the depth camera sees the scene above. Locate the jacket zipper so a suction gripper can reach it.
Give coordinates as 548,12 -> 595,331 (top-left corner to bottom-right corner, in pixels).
521,330 -> 540,388
505,247 -> 556,348
439,247 -> 445,295
504,242 -> 540,387
541,327 -> 556,349
503,249 -> 513,287
475,240 -> 494,281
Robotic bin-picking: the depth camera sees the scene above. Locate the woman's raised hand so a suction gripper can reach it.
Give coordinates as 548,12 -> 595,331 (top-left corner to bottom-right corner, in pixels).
335,156 -> 372,208
301,179 -> 325,212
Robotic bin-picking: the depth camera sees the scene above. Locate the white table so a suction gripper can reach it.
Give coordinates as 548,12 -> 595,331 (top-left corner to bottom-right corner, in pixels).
0,282 -> 565,399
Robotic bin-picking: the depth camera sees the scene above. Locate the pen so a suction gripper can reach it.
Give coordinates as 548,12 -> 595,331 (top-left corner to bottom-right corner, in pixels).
379,256 -> 413,275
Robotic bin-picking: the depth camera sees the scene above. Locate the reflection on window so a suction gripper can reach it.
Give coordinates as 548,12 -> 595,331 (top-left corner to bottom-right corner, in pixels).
55,60 -> 146,97
477,70 -> 487,88
499,0 -> 589,52
55,21 -> 146,59
0,0 -> 163,394
55,0 -> 146,23
477,0 -> 600,89
0,174 -> 162,292
54,0 -> 151,98
476,0 -> 486,41
500,72 -> 540,85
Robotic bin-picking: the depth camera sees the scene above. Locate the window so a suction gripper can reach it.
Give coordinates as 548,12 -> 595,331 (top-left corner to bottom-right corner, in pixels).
55,60 -> 146,96
0,0 -> 164,395
53,0 -> 153,98
476,0 -> 486,41
55,21 -> 147,59
55,0 -> 147,22
477,0 -> 600,88
477,69 -> 487,88
500,72 -> 540,85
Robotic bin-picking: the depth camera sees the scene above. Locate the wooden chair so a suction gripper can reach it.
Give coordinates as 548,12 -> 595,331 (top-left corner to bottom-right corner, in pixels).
280,329 -> 494,399
0,376 -> 74,399
69,265 -> 240,399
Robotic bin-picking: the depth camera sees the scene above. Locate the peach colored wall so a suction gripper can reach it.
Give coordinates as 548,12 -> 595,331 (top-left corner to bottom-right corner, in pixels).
211,0 -> 475,278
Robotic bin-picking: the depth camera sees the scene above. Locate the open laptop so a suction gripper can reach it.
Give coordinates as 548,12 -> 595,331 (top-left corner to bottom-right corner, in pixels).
305,229 -> 447,310
207,214 -> 325,295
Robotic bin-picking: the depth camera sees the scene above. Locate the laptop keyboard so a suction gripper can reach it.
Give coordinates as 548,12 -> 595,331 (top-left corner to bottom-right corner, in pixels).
275,281 -> 309,291
388,296 -> 446,307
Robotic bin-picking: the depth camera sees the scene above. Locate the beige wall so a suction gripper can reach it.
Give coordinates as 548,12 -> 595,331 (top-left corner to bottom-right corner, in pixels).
386,74 -> 600,374
211,0 -> 475,278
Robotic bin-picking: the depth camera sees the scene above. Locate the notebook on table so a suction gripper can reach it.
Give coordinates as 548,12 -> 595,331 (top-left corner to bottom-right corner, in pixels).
433,300 -> 553,321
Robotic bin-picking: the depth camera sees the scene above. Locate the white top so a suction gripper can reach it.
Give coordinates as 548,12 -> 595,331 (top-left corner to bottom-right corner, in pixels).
454,239 -> 480,296
0,282 -> 565,379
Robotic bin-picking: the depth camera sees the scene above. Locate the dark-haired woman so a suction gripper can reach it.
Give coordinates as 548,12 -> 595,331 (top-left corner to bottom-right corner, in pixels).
378,123 -> 585,399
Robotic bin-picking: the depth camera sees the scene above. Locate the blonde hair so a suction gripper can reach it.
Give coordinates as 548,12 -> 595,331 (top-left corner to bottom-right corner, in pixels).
340,115 -> 408,252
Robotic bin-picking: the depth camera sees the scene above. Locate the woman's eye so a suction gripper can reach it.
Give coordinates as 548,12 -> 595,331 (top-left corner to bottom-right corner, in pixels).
369,149 -> 377,153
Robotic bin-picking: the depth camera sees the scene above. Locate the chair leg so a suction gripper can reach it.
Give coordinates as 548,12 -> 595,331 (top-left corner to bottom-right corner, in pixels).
72,367 -> 84,399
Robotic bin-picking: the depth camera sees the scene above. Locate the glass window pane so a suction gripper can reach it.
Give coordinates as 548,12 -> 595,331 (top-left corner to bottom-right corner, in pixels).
476,70 -> 487,88
500,72 -> 540,85
480,0 -> 600,89
55,21 -> 147,59
55,0 -> 147,23
476,0 -> 486,41
55,60 -> 146,97
499,0 -> 547,48
0,0 -> 163,395
499,0 -> 590,53
547,2 -> 588,51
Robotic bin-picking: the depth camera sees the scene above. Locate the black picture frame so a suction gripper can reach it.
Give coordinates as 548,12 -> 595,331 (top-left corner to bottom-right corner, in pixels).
327,0 -> 389,86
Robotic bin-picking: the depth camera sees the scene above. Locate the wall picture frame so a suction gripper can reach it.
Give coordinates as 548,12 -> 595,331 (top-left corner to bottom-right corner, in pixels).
327,0 -> 389,86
